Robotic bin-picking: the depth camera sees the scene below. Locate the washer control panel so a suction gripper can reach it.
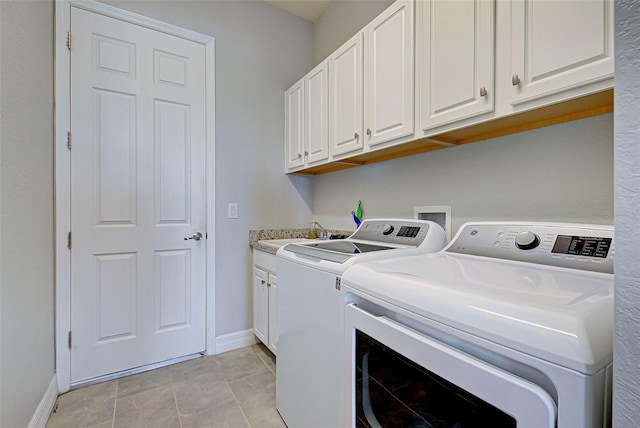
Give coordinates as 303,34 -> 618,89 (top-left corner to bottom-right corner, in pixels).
350,219 -> 442,248
446,222 -> 614,274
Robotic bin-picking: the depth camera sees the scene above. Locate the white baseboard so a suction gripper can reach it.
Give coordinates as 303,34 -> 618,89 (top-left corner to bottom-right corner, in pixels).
215,329 -> 256,354
28,375 -> 58,428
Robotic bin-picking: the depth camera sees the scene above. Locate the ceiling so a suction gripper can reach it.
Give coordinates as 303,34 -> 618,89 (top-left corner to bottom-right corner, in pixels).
263,0 -> 333,22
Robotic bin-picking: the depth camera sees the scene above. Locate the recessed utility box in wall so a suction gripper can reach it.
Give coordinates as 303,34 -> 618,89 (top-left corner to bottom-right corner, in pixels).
414,205 -> 452,242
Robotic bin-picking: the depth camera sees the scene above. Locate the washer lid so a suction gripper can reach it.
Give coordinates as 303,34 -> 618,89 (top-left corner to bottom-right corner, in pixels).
342,252 -> 614,375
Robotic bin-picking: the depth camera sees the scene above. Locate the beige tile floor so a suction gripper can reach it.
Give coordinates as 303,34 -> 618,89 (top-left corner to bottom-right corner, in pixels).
46,344 -> 286,428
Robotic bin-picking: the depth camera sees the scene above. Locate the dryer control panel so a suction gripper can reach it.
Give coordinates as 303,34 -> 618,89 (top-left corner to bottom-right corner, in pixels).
350,219 -> 446,251
446,222 -> 614,274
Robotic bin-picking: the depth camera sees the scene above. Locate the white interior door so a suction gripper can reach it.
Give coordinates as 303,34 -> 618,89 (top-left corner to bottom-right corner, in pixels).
70,7 -> 206,383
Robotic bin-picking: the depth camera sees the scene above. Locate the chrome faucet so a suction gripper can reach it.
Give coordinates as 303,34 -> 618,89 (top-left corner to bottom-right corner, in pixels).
310,220 -> 330,240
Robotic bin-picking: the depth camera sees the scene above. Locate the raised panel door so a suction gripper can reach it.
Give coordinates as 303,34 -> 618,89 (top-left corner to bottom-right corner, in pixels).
365,0 -> 414,147
268,273 -> 278,355
510,0 -> 613,105
305,61 -> 329,165
329,32 -> 364,157
285,78 -> 305,170
71,7 -> 206,383
419,0 -> 494,131
253,267 -> 269,345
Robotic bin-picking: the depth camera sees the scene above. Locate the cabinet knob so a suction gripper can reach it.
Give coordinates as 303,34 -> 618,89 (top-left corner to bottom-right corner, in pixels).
480,87 -> 488,97
304,151 -> 309,156
297,153 -> 302,159
261,279 -> 266,285
366,128 -> 372,136
354,132 -> 359,140
512,74 -> 521,86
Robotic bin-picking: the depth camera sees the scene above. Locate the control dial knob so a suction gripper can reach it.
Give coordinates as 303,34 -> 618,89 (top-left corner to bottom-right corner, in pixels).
515,231 -> 540,250
382,224 -> 395,236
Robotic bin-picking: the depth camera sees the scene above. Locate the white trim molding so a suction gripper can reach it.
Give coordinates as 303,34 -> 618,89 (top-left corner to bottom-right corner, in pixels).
54,0 -> 215,392
215,330 -> 257,355
28,376 -> 58,428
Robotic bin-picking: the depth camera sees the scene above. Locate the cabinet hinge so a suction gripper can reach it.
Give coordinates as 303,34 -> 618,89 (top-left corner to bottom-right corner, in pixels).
67,131 -> 72,149
335,277 -> 341,291
68,331 -> 72,349
67,232 -> 71,249
67,31 -> 71,50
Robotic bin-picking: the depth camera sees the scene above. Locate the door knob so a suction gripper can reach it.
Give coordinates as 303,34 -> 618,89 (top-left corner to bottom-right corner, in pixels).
184,232 -> 203,241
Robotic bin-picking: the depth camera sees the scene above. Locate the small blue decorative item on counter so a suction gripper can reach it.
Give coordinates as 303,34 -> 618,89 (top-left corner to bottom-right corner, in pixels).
351,211 -> 361,227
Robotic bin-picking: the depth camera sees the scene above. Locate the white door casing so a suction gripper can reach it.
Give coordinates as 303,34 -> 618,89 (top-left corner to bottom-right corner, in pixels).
55,0 -> 216,392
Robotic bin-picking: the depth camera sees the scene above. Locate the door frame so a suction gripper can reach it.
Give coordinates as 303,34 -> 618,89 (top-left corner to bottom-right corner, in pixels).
54,0 -> 216,393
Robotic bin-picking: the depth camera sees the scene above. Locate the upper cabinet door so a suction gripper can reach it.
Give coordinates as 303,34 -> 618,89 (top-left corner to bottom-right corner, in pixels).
285,78 -> 305,171
365,0 -> 415,147
510,0 -> 613,105
305,60 -> 330,165
329,32 -> 364,157
419,0 -> 494,131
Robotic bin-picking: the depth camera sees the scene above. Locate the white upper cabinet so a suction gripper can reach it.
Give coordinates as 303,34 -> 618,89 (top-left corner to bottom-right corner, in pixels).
365,0 -> 415,147
509,0 -> 614,106
418,0 -> 495,131
285,60 -> 330,172
285,78 -> 305,170
329,33 -> 364,157
305,61 -> 330,165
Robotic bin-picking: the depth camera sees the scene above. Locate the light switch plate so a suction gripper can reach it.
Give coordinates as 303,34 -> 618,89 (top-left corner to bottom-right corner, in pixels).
228,203 -> 238,219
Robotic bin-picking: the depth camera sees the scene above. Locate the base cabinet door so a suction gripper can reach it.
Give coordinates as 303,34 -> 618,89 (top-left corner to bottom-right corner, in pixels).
267,274 -> 278,354
418,0 -> 494,131
509,0 -> 613,105
253,267 -> 269,345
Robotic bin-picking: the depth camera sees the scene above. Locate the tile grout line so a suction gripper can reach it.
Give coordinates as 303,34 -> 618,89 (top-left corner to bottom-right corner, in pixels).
172,378 -> 184,428
111,380 -> 119,428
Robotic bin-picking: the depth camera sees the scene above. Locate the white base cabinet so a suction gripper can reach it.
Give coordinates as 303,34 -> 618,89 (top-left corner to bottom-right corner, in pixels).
252,250 -> 278,355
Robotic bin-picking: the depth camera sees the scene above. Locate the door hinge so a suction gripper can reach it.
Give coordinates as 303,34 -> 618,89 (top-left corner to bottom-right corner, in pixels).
67,131 -> 72,149
68,331 -> 72,349
67,232 -> 71,249
335,277 -> 341,291
67,31 -> 71,50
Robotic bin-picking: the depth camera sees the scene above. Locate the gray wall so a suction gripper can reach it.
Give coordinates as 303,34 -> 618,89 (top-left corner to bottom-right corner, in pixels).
0,1 -> 55,427
313,0 -> 394,66
614,0 -> 640,425
312,114 -> 614,232
100,1 -> 315,337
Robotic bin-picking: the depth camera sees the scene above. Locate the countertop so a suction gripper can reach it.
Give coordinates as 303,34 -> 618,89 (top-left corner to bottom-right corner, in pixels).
249,228 -> 353,255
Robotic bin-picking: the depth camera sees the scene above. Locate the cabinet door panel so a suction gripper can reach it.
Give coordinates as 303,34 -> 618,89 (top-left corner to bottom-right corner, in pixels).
510,0 -> 613,105
419,0 -> 494,130
305,61 -> 329,165
366,0 -> 414,146
285,79 -> 304,170
253,267 -> 269,345
268,274 -> 277,355
330,33 -> 364,157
